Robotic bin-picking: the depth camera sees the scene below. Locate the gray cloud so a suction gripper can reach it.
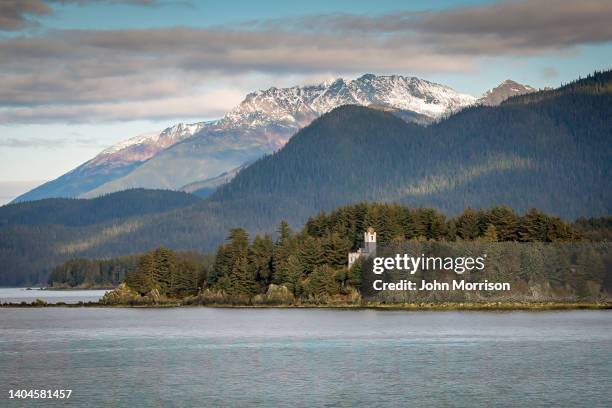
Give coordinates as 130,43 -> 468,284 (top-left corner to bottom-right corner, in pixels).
0,0 -> 167,31
0,0 -> 610,123
0,1 -> 52,31
0,89 -> 244,123
0,28 -> 475,116
254,0 -> 612,54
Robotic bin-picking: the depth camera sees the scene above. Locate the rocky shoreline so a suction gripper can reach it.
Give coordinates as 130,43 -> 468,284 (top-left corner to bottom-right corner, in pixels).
2,300 -> 610,311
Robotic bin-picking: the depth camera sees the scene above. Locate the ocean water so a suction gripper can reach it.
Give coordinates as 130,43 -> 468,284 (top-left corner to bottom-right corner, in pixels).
0,288 -> 109,304
0,308 -> 610,407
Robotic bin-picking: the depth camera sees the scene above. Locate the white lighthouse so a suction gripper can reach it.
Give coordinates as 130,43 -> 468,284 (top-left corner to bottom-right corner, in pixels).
348,227 -> 377,269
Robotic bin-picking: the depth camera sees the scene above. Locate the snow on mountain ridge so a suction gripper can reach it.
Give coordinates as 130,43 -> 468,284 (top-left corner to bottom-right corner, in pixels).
14,75 -> 538,202
220,74 -> 476,130
73,74 -> 478,189
95,74 -> 475,152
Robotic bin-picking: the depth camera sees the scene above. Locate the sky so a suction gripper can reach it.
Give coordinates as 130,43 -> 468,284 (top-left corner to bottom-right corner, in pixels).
0,0 -> 611,203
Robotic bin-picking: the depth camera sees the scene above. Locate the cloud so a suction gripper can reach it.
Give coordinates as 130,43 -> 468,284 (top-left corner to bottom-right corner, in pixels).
0,0 -> 611,123
0,28 -> 476,123
0,0 -> 167,31
0,89 -> 245,123
255,0 -> 612,54
0,1 -> 52,31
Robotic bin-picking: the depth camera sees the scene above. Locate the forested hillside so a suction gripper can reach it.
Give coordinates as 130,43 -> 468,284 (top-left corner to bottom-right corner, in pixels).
214,73 -> 611,217
0,189 -> 201,227
1,71 -> 610,286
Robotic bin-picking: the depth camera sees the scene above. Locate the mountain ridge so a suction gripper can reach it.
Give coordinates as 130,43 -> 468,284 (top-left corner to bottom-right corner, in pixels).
14,74 -> 481,202
1,71 -> 609,286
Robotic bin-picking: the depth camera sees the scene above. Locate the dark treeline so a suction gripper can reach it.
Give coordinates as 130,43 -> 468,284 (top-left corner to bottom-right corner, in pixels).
0,188 -> 200,227
202,204 -> 583,302
96,203 -> 611,304
48,255 -> 140,288
49,250 -> 213,291
125,249 -> 212,298
575,217 -> 612,242
504,70 -> 612,106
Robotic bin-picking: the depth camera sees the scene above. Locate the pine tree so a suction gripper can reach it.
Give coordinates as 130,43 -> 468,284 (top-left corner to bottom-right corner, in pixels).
520,208 -> 549,241
347,261 -> 362,287
127,252 -> 154,294
228,255 -> 258,297
249,234 -> 274,285
457,208 -> 480,240
481,224 -> 499,242
299,236 -> 324,275
283,254 -> 303,295
306,265 -> 339,299
277,221 -> 292,244
171,259 -> 199,297
488,206 -> 520,241
322,232 -> 351,269
152,247 -> 177,294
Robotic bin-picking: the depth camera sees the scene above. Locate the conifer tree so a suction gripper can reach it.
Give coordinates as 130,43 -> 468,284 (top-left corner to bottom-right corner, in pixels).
283,254 -> 303,295
249,234 -> 274,285
299,236 -> 324,275
306,265 -> 339,299
152,247 -> 177,294
228,255 -> 258,297
322,233 -> 351,269
481,224 -> 499,242
488,206 -> 520,241
126,252 -> 154,294
457,208 -> 480,240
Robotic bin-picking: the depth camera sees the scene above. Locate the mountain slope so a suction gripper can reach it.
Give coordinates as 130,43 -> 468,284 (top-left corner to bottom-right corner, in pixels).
1,189 -> 201,227
13,123 -> 204,203
180,163 -> 249,198
18,74 -> 476,201
212,97 -> 610,218
1,71 -> 609,286
86,74 -> 475,196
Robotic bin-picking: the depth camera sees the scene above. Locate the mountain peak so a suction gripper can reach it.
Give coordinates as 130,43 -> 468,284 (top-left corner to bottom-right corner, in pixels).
479,80 -> 537,106
15,74 -> 477,202
221,74 -> 476,130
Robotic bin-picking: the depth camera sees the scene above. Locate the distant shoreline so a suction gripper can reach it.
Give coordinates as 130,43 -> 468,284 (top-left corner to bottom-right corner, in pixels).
0,287 -> 114,291
2,301 -> 611,311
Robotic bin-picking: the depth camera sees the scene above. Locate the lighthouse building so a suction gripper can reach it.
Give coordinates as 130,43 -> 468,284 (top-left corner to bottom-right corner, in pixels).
348,227 -> 377,268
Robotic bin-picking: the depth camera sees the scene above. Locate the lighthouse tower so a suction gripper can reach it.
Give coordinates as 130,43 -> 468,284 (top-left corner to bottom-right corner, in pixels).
364,227 -> 377,255
348,227 -> 377,268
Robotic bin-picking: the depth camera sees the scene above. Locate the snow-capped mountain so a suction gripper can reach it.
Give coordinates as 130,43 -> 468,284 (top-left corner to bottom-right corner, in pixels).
478,80 -> 537,106
221,74 -> 475,130
14,74 -> 476,202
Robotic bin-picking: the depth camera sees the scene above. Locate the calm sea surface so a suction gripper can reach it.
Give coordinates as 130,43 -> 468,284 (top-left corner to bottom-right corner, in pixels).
0,288 -> 109,304
0,308 -> 610,407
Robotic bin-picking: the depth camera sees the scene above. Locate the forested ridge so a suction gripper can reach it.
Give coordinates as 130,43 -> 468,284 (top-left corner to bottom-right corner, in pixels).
0,188 -> 200,227
1,71 -> 610,286
213,73 -> 611,217
48,203 -> 612,305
